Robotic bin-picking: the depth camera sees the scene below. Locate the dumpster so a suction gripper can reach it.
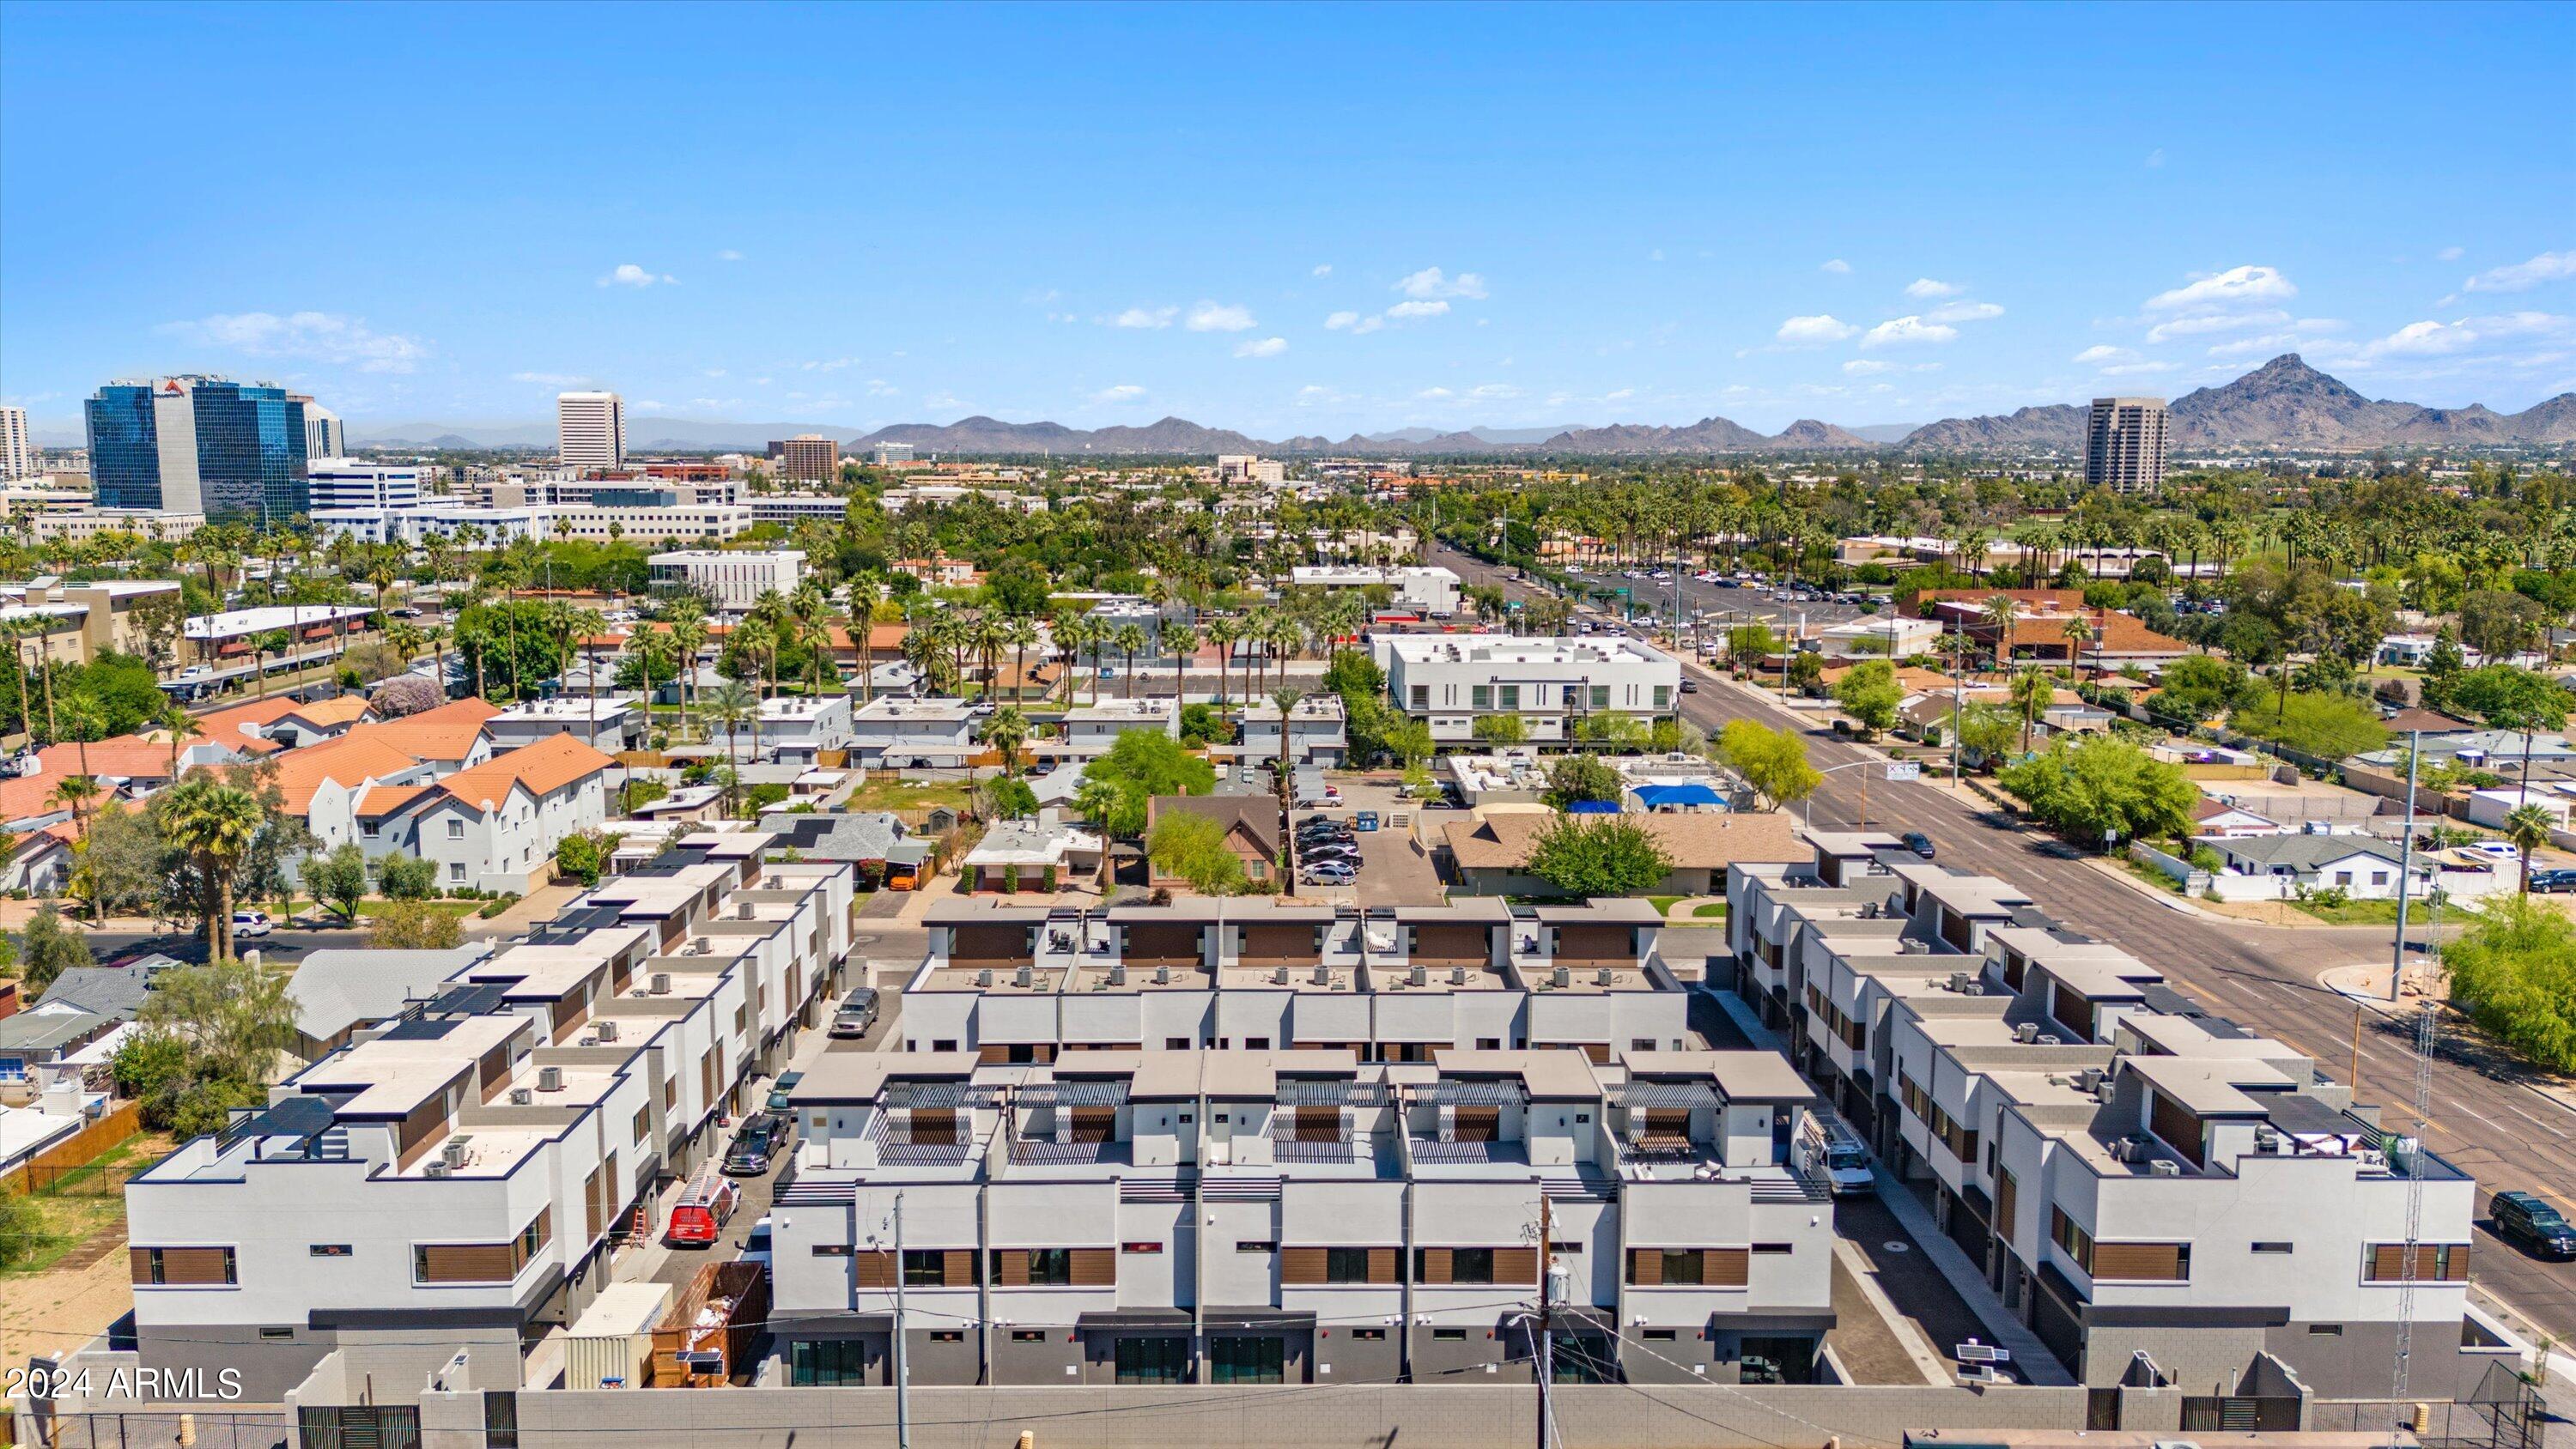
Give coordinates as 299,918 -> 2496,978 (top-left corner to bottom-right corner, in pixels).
563,1282 -> 674,1390
652,1260 -> 772,1386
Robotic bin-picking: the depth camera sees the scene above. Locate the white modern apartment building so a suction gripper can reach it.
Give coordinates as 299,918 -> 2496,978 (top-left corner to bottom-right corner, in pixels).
1286,565 -> 1462,616
1379,636 -> 1681,746
648,549 -> 805,613
770,1041 -> 1832,1388
1054,698 -> 1179,760
117,834 -> 856,1400
849,696 -> 976,768
349,734 -> 617,894
1722,834 -> 2512,1400
906,897 -> 1686,1064
0,405 -> 32,481
750,493 -> 857,526
1235,693 -> 1348,767
484,697 -> 640,756
757,694 -> 854,766
307,460 -> 426,512
557,391 -> 626,472
553,498 -> 750,543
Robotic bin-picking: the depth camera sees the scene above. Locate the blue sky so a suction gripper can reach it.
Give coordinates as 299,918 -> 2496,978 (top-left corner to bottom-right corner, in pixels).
4,3 -> 2571,440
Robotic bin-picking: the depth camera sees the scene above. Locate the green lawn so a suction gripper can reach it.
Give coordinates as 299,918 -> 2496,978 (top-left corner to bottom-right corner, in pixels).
1644,894 -> 1687,916
1691,902 -> 1728,919
350,899 -> 478,919
2288,896 -> 2414,926
0,1135 -> 166,1279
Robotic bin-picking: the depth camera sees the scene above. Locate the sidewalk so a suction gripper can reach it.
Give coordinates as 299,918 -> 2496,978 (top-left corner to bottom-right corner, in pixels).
1867,1166 -> 2074,1385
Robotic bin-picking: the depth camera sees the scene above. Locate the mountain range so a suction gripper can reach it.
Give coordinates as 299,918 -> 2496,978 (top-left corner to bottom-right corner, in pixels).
335,355 -> 2574,455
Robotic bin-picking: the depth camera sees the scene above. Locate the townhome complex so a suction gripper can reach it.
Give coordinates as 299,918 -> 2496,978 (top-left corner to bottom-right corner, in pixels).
119,832 -> 857,1400
1378,636 -> 1680,747
1726,834 -> 2511,1399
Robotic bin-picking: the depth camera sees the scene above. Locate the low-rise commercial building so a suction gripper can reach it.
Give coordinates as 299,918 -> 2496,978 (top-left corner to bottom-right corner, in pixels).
849,696 -> 975,768
1380,636 -> 1680,747
647,549 -> 805,613
1285,565 -> 1462,616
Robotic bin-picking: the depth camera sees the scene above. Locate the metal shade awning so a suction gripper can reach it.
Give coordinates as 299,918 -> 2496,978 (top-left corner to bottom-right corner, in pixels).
1408,1080 -> 1525,1105
1017,1081 -> 1131,1107
884,1082 -> 999,1108
1278,1079 -> 1390,1106
1615,1082 -> 1720,1110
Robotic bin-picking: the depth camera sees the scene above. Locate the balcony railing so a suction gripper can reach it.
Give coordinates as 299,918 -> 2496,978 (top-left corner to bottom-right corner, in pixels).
1009,1137 -> 1130,1167
1410,1137 -> 1527,1166
1270,1132 -> 1363,1164
881,1140 -> 975,1167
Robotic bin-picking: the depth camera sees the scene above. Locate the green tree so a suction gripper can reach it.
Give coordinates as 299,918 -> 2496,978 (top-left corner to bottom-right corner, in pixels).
2501,804 -> 2555,895
159,777 -> 267,964
373,899 -> 465,950
1831,658 -> 1903,737
301,841 -> 372,924
1472,712 -> 1528,745
555,832 -> 605,887
1145,809 -> 1246,895
375,852 -> 439,900
1076,728 -> 1216,838
1716,719 -> 1820,810
2148,654 -> 2251,724
1953,701 -> 2020,768
1524,815 -> 1674,897
2449,664 -> 2571,808
2227,692 -> 2390,759
984,777 -> 1040,818
1997,736 -> 2201,848
2443,896 -> 2576,1073
1542,755 -> 1625,811
985,705 -> 1031,776
19,904 -> 93,996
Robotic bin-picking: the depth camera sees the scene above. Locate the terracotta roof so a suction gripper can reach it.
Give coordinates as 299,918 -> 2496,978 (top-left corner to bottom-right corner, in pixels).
280,697 -> 374,730
1443,809 -> 1806,872
824,623 -> 909,654
195,696 -> 301,747
355,783 -> 432,818
434,733 -> 615,812
271,735 -> 428,816
343,697 -> 497,762
35,736 -> 189,780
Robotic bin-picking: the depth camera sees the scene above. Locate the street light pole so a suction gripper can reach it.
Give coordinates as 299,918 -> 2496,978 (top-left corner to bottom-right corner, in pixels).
2390,729 -> 2421,1004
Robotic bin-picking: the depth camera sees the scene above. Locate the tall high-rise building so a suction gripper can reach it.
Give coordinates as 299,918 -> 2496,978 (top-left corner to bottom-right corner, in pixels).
557,391 -> 626,472
84,376 -> 310,522
294,397 -> 346,461
770,433 -> 838,484
0,406 -> 31,481
2085,396 -> 2170,494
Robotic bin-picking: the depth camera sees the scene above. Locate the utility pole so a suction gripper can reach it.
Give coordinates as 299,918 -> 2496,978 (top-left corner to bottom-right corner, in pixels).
892,1193 -> 912,1449
1534,1194 -> 1553,1449
2390,729 -> 2421,1003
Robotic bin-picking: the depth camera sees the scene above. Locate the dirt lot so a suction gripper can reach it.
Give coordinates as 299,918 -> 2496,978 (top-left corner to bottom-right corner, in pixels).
0,1132 -> 173,1365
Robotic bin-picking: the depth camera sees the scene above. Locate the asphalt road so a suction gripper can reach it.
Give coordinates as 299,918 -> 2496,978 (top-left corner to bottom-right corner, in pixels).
1429,539 -> 2576,1343
1554,563 -> 1875,641
82,925 -> 376,966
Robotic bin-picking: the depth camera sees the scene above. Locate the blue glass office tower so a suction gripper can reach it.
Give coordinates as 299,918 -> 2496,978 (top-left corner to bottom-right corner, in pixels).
84,376 -> 310,524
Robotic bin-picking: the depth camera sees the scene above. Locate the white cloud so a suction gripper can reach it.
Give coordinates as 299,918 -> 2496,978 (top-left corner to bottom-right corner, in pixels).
598,263 -> 676,288
1904,278 -> 1962,299
2099,361 -> 2177,376
1775,314 -> 1858,344
2145,307 -> 2290,343
1092,384 -> 1147,403
1649,248 -> 1666,263
1468,383 -> 1521,400
1927,300 -> 2004,323
1234,336 -> 1288,358
1110,306 -> 1176,330
1820,258 -> 1851,275
2145,264 -> 2294,312
2463,250 -> 2576,294
1324,310 -> 1386,335
1386,300 -> 1449,320
2073,345 -> 2138,365
717,249 -> 744,262
866,379 -> 900,397
1416,387 -> 1454,400
1394,267 -> 1488,301
2436,246 -> 2465,263
2144,148 -> 2166,168
1185,301 -> 1257,332
1311,264 -> 1332,277
155,311 -> 428,373
2354,312 -> 2572,361
1294,385 -> 1354,407
1860,316 -> 1957,349
511,370 -> 588,385
1843,360 -> 1892,376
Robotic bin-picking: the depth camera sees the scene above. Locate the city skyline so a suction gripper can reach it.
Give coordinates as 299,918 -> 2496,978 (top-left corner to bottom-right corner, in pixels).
3,3 -> 2572,440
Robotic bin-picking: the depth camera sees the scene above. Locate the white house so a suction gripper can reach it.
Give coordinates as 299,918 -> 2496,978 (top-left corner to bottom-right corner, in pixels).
1056,698 -> 1179,760
485,696 -> 638,755
1285,564 -> 1462,616
1814,615 -> 1941,660
850,696 -> 975,769
1378,635 -> 1680,747
367,733 -> 617,894
648,549 -> 805,614
757,694 -> 854,767
1234,694 -> 1347,767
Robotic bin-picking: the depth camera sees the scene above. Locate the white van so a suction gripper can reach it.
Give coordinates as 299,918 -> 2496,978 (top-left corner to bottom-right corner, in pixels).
1796,1113 -> 1874,1197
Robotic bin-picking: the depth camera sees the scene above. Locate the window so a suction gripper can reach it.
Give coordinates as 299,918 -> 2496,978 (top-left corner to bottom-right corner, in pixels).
1643,1329 -> 1678,1342
131,1246 -> 238,1287
2310,1325 -> 2343,1337
634,1107 -> 650,1145
362,822 -> 380,839
309,1245 -> 353,1258
260,1327 -> 295,1341
1471,685 -> 1492,711
2252,1242 -> 2293,1254
1166,1037 -> 1192,1050
1236,1240 -> 1277,1253
929,1331 -> 963,1343
1653,685 -> 1672,710
902,1250 -> 948,1287
447,819 -> 465,840
1449,1247 -> 1496,1285
1115,1336 -> 1188,1385
1243,1036 -> 1270,1050
1630,1038 -> 1656,1052
2050,1207 -> 2095,1273
1349,1328 -> 1385,1341
1410,685 -> 1429,711
1325,1247 -> 1372,1283
1024,1249 -> 1073,1286
1476,1038 -> 1502,1051
449,864 -> 466,882
1497,685 -> 1520,711
1753,1242 -> 1794,1255
1012,1330 -> 1048,1343
1659,1248 -> 1704,1286
1432,1328 -> 1467,1342
933,1040 -> 957,1052
2365,1244 -> 2470,1282
1212,1336 -> 1285,1385
1589,685 -> 1610,711
1121,1240 -> 1164,1254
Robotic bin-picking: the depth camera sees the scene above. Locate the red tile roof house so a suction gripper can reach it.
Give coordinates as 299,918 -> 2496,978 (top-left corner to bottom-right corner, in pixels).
345,734 -> 617,894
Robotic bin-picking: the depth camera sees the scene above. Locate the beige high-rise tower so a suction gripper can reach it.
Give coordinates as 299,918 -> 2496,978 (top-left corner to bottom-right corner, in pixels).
557,391 -> 626,472
2085,396 -> 2169,494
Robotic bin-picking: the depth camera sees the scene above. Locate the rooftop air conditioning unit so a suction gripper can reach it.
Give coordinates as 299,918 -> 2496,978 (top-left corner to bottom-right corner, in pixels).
738,901 -> 754,919
442,1137 -> 472,1169
2036,1034 -> 2061,1046
1551,966 -> 1571,989
1411,965 -> 1428,986
651,973 -> 671,995
1311,964 -> 1328,985
1947,972 -> 1973,992
424,1161 -> 452,1179
2253,1127 -> 2281,1153
1595,967 -> 1614,987
537,1067 -> 564,1092
1015,964 -> 1034,989
976,968 -> 994,987
1109,964 -> 1127,985
693,940 -> 711,955
1273,965 -> 1290,985
509,1088 -> 533,1106
1154,966 -> 1170,985
2148,1160 -> 2183,1178
594,1020 -> 617,1042
2094,1081 -> 2117,1105
1451,966 -> 1467,986
2015,1023 -> 2040,1044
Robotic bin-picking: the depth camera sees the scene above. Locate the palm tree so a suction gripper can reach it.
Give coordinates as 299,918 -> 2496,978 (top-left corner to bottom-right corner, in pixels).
161,776 -> 265,964
58,690 -> 104,785
1980,595 -> 2019,676
901,622 -> 950,695
1002,615 -> 1040,706
49,774 -> 102,834
158,700 -> 204,782
1163,624 -> 1200,705
562,607 -> 609,732
2502,803 -> 2554,894
1206,615 -> 1240,705
1271,685 -> 1309,895
702,681 -> 756,815
987,705 -> 1030,778
789,581 -> 832,696
2010,668 -> 2054,756
1111,624 -> 1149,700
2060,614 -> 2097,681
669,615 -> 709,740
1049,608 -> 1089,706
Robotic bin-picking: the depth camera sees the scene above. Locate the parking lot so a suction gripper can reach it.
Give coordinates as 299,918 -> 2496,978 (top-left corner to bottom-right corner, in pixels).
1286,779 -> 1448,908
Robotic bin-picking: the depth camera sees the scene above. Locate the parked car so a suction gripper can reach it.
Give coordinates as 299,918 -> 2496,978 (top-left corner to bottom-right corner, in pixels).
2491,1191 -> 2576,1258
739,1215 -> 774,1268
2528,868 -> 2576,894
1303,867 -> 1357,886
1900,831 -> 1936,861
665,1167 -> 740,1247
231,910 -> 272,938
829,987 -> 881,1040
723,1113 -> 793,1177
764,1071 -> 804,1113
1679,679 -> 1698,693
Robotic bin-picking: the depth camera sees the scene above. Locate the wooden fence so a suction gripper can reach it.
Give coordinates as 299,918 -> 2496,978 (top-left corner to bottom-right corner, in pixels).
1,1100 -> 142,1197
